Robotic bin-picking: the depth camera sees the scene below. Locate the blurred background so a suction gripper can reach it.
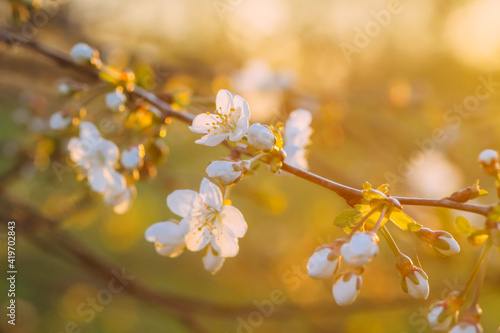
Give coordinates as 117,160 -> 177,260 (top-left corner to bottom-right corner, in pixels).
1,0 -> 500,332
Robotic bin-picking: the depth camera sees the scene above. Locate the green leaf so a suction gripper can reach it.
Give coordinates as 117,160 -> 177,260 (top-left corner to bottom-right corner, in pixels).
390,211 -> 422,231
334,209 -> 362,229
455,216 -> 472,234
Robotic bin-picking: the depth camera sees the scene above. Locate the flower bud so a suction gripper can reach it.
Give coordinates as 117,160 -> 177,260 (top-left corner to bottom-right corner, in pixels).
206,160 -> 243,185
332,272 -> 362,306
49,111 -> 73,130
450,322 -> 483,333
340,232 -> 379,267
478,149 -> 499,176
70,43 -> 99,66
247,123 -> 276,151
396,254 -> 429,299
416,228 -> 460,256
105,89 -> 127,112
121,146 -> 143,170
307,247 -> 339,279
428,300 -> 458,331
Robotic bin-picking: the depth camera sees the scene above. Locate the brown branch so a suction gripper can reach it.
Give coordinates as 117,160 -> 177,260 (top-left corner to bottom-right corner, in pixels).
0,29 -> 493,217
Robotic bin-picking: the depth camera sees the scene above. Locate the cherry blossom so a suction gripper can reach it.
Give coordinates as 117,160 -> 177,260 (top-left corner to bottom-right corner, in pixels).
427,301 -> 456,331
340,232 -> 379,267
332,272 -> 362,306
166,178 -> 247,258
189,89 -> 250,146
247,123 -> 276,151
67,121 -> 122,194
396,254 -> 429,300
307,247 -> 339,279
206,160 -> 245,185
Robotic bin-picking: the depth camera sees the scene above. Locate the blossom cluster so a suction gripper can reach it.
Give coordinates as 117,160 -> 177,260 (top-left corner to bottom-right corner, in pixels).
307,183 -> 461,306
67,122 -> 138,213
145,89 -> 313,273
37,41 -> 500,331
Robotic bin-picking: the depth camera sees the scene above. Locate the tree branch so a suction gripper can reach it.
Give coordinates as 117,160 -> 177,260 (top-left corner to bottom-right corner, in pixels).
0,29 -> 493,217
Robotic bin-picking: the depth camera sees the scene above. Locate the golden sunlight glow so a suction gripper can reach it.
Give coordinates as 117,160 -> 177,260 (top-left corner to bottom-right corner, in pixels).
445,0 -> 500,70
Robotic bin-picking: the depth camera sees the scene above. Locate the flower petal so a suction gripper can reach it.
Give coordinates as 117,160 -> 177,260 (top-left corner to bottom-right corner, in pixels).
199,178 -> 222,210
195,133 -> 229,146
88,167 -> 108,193
221,205 -> 247,238
145,221 -> 186,258
228,118 -> 248,142
68,137 -> 84,163
166,190 -> 203,218
216,89 -> 233,115
79,121 -> 101,143
189,113 -> 214,134
97,139 -> 119,165
233,95 -> 251,121
213,227 -> 239,257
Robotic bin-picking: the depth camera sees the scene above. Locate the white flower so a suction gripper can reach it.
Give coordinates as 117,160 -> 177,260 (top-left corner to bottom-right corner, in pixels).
49,112 -> 72,130
450,322 -> 482,333
105,90 -> 127,112
332,273 -> 362,306
247,123 -> 276,151
307,247 -> 339,279
121,146 -> 143,170
405,268 -> 429,300
427,301 -> 455,331
203,245 -> 225,274
434,233 -> 460,256
283,109 -> 312,169
67,122 -> 122,193
340,232 -> 379,267
70,43 -> 98,65
189,89 -> 250,146
167,178 -> 247,257
478,149 -> 498,164
206,160 -> 245,185
145,220 -> 189,257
